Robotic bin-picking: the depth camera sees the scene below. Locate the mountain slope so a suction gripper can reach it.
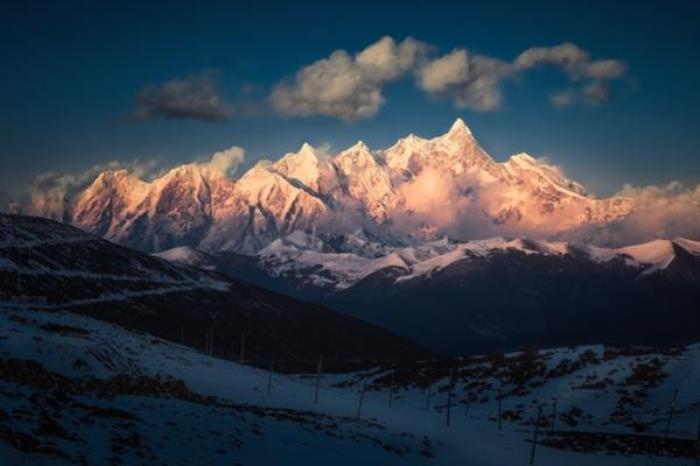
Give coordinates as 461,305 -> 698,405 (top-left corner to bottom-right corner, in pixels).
0,214 -> 427,363
160,233 -> 700,356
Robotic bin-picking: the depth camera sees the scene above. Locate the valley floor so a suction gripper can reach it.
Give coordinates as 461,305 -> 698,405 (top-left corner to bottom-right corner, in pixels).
1,305 -> 699,465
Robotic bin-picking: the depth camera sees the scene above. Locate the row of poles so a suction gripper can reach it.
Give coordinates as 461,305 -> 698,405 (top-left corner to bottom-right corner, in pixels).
192,326 -> 700,465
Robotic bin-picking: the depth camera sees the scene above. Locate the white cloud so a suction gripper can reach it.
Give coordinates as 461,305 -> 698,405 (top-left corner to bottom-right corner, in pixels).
203,146 -> 245,177
418,42 -> 627,111
418,50 -> 512,111
269,36 -> 428,120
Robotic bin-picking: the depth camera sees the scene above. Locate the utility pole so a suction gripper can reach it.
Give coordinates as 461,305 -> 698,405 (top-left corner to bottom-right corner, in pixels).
446,367 -> 455,428
529,405 -> 543,466
240,331 -> 246,364
497,382 -> 503,431
266,361 -> 274,397
356,377 -> 366,420
695,410 -> 700,465
314,354 -> 323,404
664,389 -> 678,442
550,397 -> 557,434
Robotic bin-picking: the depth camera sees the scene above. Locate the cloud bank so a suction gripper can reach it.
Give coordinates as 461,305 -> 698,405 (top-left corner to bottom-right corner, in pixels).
394,168 -> 700,246
134,72 -> 233,122
269,37 -> 429,120
271,37 -> 628,118
419,42 -> 626,111
600,182 -> 700,245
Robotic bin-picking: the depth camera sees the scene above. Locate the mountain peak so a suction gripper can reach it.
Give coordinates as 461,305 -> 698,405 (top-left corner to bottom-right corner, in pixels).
299,142 -> 317,155
447,118 -> 472,137
342,140 -> 371,154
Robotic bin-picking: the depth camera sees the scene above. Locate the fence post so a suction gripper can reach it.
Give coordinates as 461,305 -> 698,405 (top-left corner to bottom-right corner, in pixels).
314,354 -> 323,404
266,361 -> 274,396
664,388 -> 678,442
529,405 -> 543,466
550,397 -> 557,434
446,367 -> 455,428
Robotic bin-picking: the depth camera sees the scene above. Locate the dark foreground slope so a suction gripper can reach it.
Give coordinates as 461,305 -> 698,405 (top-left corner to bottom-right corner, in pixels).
180,239 -> 700,357
0,214 -> 427,365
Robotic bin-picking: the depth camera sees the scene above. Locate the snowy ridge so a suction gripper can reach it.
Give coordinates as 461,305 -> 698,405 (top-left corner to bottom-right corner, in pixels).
233,230 -> 699,290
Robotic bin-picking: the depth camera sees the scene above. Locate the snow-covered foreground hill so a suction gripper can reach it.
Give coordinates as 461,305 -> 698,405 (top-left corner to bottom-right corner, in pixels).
2,305 -> 699,465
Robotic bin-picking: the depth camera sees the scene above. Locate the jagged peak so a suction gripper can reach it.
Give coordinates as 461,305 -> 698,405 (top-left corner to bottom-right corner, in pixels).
348,140 -> 370,152
278,142 -> 329,166
338,140 -> 373,157
299,142 -> 316,154
90,169 -> 144,190
509,152 -> 538,165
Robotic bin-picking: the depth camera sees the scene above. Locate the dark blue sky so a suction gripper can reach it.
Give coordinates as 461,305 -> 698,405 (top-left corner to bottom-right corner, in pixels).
1,0 -> 699,197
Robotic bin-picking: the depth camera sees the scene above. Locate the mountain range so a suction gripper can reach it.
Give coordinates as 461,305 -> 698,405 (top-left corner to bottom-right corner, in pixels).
27,119 -> 635,254
17,119 -> 700,356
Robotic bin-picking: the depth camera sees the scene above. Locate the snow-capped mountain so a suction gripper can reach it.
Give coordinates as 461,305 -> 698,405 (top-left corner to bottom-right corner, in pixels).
28,119 -> 635,254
